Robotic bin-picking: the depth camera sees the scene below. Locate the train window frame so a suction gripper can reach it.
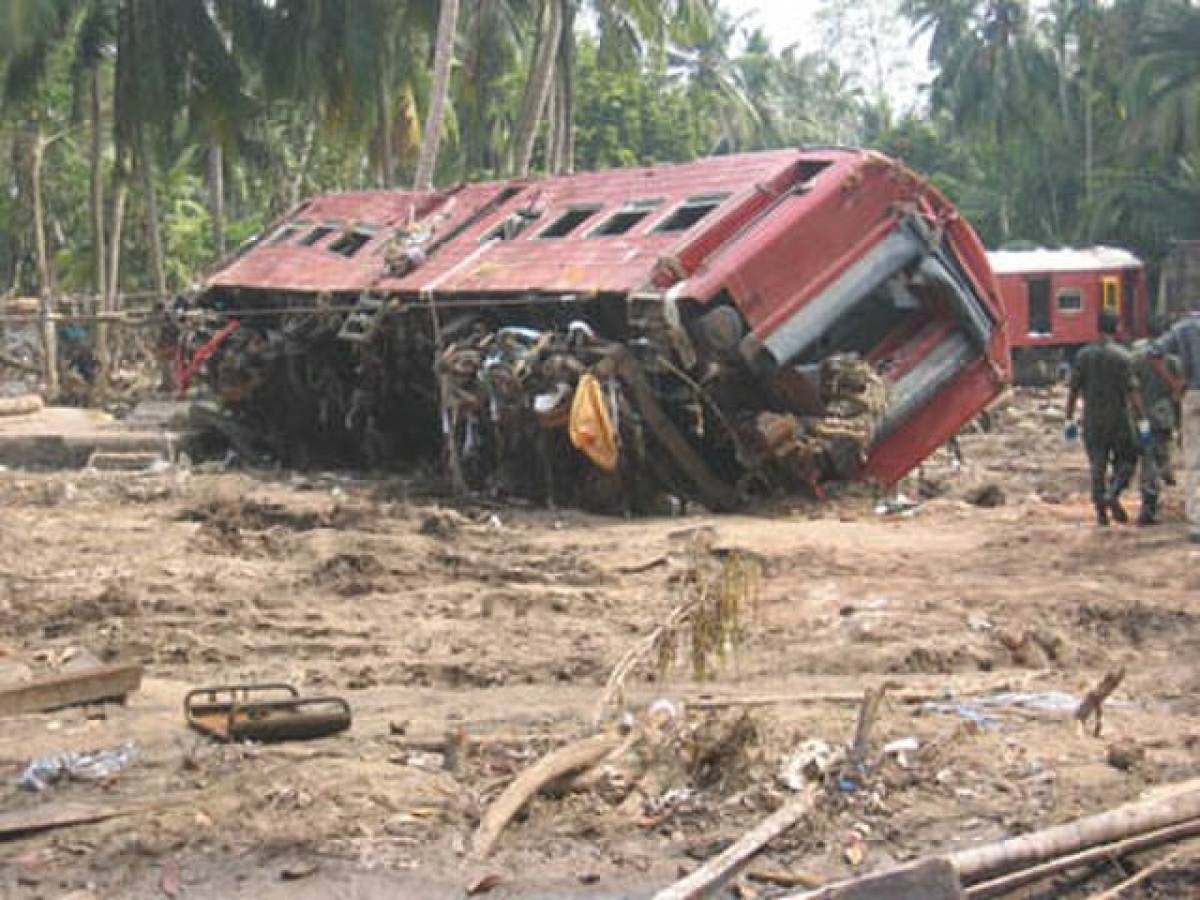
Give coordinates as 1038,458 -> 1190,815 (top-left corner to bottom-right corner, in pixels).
1056,288 -> 1084,313
299,224 -> 338,247
651,193 -> 731,234
328,228 -> 376,258
588,199 -> 663,238
538,205 -> 603,239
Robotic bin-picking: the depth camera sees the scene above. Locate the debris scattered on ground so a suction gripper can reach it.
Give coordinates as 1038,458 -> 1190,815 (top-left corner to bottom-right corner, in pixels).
19,742 -> 140,791
1107,739 -> 1147,773
184,683 -> 352,742
964,483 -> 1006,508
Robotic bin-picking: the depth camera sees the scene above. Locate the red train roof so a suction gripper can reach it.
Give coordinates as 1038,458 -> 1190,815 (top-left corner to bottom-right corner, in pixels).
206,149 -> 851,297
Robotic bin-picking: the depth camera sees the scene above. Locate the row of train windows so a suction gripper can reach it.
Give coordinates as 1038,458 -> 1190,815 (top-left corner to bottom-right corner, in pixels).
528,193 -> 730,241
271,192 -> 731,257
268,224 -> 375,257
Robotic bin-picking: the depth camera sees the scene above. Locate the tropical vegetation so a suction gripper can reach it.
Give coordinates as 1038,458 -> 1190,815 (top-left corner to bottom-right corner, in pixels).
1,0 -> 1198,353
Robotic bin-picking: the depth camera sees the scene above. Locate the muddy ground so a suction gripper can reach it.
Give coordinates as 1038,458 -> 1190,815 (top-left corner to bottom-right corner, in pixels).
1,387 -> 1198,899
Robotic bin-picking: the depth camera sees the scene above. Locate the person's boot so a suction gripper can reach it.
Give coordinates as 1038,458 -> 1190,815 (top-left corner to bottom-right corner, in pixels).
1095,502 -> 1110,527
1137,494 -> 1158,526
1108,495 -> 1129,524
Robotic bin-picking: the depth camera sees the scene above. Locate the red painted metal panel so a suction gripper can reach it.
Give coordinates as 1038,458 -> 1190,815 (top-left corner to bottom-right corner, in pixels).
865,356 -> 1000,485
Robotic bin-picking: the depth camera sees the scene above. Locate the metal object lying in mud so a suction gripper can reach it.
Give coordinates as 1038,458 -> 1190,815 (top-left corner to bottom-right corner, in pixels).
185,684 -> 352,743
181,147 -> 1010,511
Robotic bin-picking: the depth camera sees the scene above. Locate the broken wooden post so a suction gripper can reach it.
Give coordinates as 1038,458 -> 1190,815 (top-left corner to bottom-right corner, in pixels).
0,663 -> 142,718
472,732 -> 623,859
652,786 -> 818,900
1074,667 -> 1125,737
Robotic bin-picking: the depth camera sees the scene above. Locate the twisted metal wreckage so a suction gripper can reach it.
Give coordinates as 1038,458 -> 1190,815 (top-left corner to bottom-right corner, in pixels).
178,148 -> 1011,511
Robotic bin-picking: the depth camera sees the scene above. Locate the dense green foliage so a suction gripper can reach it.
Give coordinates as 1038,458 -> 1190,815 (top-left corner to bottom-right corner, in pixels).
1,0 -> 1198,309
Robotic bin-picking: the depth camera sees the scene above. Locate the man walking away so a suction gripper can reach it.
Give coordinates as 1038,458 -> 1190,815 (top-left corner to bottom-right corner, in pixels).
1066,313 -> 1144,527
1151,312 -> 1200,542
1132,338 -> 1185,525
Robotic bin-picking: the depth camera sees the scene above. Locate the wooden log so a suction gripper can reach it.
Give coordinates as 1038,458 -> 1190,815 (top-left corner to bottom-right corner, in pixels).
652,786 -> 818,900
964,819 -> 1200,897
471,732 -> 623,859
949,788 -> 1200,883
0,663 -> 142,718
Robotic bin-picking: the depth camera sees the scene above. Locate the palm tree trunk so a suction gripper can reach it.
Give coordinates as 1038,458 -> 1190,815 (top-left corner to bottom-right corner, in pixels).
107,174 -> 129,314
90,66 -> 110,378
558,2 -> 576,174
30,125 -> 60,400
414,0 -> 460,191
511,0 -> 563,176
545,78 -> 560,173
136,126 -> 168,300
208,142 -> 226,257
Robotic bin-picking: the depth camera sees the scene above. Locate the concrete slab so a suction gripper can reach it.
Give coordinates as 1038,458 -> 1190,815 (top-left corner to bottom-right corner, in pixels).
0,406 -> 186,469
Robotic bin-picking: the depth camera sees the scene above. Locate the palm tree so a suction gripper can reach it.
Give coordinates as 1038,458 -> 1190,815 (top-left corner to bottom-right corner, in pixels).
415,0 -> 462,190
1128,1 -> 1200,159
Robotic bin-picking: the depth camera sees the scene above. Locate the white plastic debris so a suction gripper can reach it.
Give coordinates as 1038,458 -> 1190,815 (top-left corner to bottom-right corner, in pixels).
779,739 -> 837,791
19,742 -> 139,791
881,736 -> 920,768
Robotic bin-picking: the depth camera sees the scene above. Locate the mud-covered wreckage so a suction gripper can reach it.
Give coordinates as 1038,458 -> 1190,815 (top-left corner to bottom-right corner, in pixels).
185,148 -> 1010,510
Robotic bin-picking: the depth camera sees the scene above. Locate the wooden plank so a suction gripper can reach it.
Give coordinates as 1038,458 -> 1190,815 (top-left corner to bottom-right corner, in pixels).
0,802 -> 142,840
0,664 -> 143,718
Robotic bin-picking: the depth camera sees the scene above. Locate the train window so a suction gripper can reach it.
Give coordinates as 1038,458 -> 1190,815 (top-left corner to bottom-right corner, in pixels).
299,225 -> 337,247
590,199 -> 662,237
653,194 -> 730,234
267,226 -> 300,246
329,230 -> 374,257
539,206 -> 601,238
483,210 -> 541,242
1057,289 -> 1083,313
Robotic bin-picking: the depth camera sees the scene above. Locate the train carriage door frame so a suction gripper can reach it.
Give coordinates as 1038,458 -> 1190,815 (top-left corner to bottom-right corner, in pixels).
1026,276 -> 1052,335
1101,274 -> 1122,332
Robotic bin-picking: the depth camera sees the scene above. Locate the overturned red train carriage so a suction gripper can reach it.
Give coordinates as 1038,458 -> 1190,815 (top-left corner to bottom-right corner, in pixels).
190,148 -> 1010,509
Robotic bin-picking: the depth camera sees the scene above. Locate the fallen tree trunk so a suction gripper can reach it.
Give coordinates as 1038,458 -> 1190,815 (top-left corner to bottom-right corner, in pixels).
471,731 -> 623,859
652,786 -> 818,900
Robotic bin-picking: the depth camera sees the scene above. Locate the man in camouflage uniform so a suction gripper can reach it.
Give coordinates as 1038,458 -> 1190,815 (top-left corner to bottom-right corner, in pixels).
1151,312 -> 1200,542
1132,339 -> 1184,525
1066,313 -> 1145,527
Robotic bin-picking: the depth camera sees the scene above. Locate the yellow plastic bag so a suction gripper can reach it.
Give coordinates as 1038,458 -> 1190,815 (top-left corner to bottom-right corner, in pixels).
569,372 -> 619,473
